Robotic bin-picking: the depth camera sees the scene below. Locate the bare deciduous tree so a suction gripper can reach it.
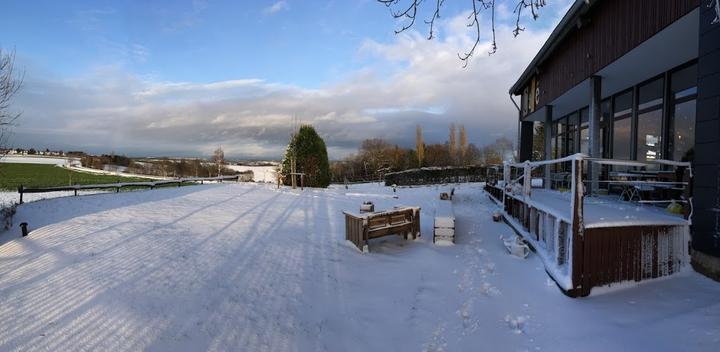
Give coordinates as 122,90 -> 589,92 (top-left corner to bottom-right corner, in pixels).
377,0 -> 546,66
213,146 -> 225,177
1,48 -> 23,158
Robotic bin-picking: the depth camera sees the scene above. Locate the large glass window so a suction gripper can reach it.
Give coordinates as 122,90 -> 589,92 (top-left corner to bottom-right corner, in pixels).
566,113 -> 577,156
670,64 -> 697,162
613,117 -> 632,160
636,77 -> 664,162
551,122 -> 558,159
672,101 -> 695,161
580,108 -> 589,155
613,90 -> 633,160
601,99 -> 611,158
557,118 -> 566,158
637,109 -> 663,161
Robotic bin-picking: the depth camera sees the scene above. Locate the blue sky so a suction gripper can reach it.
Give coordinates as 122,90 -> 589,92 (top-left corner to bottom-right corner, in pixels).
0,0 -> 573,159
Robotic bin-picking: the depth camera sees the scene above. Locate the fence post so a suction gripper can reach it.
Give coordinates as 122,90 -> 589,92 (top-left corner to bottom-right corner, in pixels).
18,185 -> 23,204
502,162 -> 510,211
570,156 -> 585,293
523,161 -> 532,198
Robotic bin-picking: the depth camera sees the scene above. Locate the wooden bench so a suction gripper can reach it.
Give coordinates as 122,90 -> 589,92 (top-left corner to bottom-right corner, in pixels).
343,206 -> 421,252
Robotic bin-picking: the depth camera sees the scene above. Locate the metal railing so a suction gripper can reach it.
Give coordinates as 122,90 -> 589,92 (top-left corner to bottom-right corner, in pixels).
17,175 -> 244,204
502,153 -> 693,223
490,154 -> 693,292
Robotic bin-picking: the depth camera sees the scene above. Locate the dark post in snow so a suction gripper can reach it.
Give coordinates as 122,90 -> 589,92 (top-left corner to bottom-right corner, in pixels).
18,185 -> 23,204
588,75 -> 602,196
570,158 -> 585,294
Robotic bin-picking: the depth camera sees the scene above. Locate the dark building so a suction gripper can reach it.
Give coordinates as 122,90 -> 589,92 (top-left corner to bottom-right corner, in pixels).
511,0 -> 720,280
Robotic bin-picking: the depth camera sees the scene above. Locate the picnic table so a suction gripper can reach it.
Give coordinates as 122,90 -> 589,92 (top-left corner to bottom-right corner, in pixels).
343,206 -> 421,252
608,171 -> 685,202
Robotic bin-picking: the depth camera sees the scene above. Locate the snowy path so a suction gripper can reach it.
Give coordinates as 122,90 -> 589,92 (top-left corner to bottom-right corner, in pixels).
0,183 -> 719,351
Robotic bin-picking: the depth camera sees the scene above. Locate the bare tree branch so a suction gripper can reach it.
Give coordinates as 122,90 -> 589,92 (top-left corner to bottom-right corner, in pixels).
0,47 -> 24,158
377,0 -> 546,66
425,0 -> 445,40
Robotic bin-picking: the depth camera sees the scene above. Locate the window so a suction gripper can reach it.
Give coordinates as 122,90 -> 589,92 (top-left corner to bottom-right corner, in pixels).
613,117 -> 632,160
557,118 -> 566,159
580,108 -> 589,155
566,113 -> 577,156
613,90 -> 632,118
672,101 -> 695,161
670,64 -> 697,162
613,90 -> 633,160
601,99 -> 611,158
636,77 -> 664,162
637,109 -> 663,161
551,122 -> 558,159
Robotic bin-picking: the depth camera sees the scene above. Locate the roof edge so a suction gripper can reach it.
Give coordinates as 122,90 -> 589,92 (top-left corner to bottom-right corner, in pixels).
509,0 -> 596,95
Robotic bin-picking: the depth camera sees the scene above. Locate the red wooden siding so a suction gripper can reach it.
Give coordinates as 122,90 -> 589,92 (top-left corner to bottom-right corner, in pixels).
533,0 -> 699,109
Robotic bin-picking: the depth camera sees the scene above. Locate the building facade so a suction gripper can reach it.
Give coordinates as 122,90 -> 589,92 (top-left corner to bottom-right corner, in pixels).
511,0 -> 720,279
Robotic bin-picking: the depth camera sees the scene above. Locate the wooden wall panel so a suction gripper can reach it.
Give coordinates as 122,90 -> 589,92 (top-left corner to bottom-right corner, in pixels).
533,0 -> 699,109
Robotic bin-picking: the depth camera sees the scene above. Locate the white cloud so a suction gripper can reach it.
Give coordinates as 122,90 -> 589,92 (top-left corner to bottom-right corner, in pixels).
264,1 -> 289,15
10,12 -> 554,160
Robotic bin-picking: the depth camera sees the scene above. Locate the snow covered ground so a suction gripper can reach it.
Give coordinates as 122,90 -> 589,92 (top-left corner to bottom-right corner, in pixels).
64,165 -> 169,180
227,165 -> 277,183
0,189 -> 110,207
0,155 -> 79,166
0,183 -> 718,351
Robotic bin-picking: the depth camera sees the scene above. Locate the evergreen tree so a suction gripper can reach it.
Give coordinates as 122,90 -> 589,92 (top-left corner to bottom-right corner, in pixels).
281,125 -> 331,188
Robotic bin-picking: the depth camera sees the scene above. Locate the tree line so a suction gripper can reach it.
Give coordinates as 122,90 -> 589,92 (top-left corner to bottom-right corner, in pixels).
330,124 -> 513,182
79,147 -> 239,179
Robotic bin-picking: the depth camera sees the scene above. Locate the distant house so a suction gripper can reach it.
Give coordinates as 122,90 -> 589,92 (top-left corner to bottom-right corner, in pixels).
499,0 -> 720,294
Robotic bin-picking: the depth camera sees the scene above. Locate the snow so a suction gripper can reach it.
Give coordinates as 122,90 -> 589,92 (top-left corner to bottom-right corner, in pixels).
0,190 -> 109,207
65,165 -> 170,180
0,155 -> 79,166
226,165 -> 277,183
1,183 -> 719,351
508,188 -> 689,228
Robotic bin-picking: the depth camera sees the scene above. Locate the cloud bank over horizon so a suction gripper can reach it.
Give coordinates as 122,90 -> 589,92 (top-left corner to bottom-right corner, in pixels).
7,8 -> 560,160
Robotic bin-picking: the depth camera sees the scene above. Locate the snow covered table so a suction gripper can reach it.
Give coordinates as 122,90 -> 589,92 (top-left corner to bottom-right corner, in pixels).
343,206 -> 421,252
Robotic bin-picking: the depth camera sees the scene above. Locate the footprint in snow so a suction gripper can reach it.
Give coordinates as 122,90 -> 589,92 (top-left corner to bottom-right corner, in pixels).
422,324 -> 448,352
504,314 -> 530,334
480,282 -> 501,296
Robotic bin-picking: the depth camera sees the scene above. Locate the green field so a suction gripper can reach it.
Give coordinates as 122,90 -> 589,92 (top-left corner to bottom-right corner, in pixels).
0,163 -> 151,190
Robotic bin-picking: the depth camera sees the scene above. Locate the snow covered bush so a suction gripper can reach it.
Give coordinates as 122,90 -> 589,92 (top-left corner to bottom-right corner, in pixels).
281,125 -> 331,188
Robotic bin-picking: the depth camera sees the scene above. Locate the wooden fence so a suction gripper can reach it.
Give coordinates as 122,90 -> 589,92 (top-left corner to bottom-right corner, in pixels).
384,166 -> 494,186
17,175 -> 245,204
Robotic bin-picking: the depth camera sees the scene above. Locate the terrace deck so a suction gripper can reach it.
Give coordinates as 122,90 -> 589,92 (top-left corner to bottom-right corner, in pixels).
485,183 -> 690,297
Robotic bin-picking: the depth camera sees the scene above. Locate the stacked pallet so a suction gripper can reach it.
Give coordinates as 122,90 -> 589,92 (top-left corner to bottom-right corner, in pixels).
433,197 -> 455,244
